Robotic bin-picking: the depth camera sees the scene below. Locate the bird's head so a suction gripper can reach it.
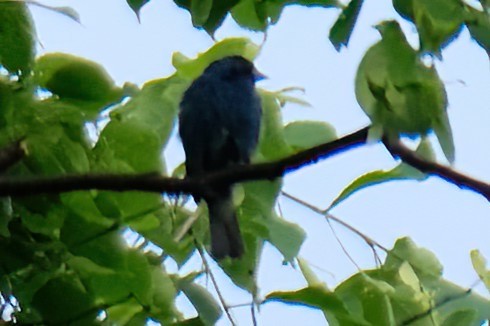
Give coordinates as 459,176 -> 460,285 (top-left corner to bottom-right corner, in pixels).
205,56 -> 266,82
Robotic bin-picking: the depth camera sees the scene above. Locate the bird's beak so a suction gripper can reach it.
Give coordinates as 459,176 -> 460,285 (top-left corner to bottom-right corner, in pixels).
253,67 -> 267,82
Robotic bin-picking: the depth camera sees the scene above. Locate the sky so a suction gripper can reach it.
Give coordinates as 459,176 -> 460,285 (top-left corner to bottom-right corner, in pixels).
28,0 -> 490,325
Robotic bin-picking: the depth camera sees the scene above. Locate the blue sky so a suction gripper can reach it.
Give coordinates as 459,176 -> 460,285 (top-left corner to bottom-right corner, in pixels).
29,0 -> 490,324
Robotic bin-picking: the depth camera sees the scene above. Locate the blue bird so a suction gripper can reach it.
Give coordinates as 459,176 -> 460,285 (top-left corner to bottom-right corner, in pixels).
179,56 -> 264,259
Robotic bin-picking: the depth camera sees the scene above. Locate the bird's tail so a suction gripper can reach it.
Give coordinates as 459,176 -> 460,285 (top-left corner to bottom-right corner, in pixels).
207,189 -> 244,259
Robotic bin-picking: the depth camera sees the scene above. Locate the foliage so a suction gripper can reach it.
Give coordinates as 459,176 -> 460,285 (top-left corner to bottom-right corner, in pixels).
355,20 -> 455,163
0,0 -> 488,324
267,238 -> 490,325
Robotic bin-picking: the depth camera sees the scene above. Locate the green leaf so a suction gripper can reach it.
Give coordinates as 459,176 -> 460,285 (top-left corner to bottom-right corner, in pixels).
216,230 -> 260,292
11,269 -> 57,306
330,238 -> 490,324
338,273 -> 398,325
29,2 -> 81,23
0,2 -> 35,75
0,76 -> 13,128
328,165 -> 423,210
218,178 -> 303,290
231,0 -> 268,31
24,130 -> 90,174
266,286 -> 369,325
150,266 -> 180,323
0,274 -> 12,298
442,310 -> 478,326
257,90 -> 292,160
35,53 -> 120,101
265,286 -> 347,311
240,180 -> 281,236
264,212 -> 305,262
191,0 -> 213,26
9,97 -> 90,174
298,258 -> 327,288
70,231 -> 128,271
175,0 -> 339,34
126,250 -> 153,305
33,53 -> 124,118
68,248 -> 153,309
284,120 -> 337,151
95,123 -> 162,172
106,299 -> 144,324
127,0 -> 151,20
66,256 -> 115,277
393,0 -> 464,56
218,180 -> 281,292
142,206 -> 196,266
470,250 -> 490,293
172,38 -> 260,80
398,261 -> 421,292
232,0 -> 341,31
126,312 -> 152,325
174,0 -> 240,35
385,237 -> 443,279
355,20 -> 454,162
336,271 -> 422,325
94,167 -> 166,226
63,252 -> 159,324
426,278 -> 490,323
0,197 -> 12,237
328,139 -> 433,211
177,276 -> 222,325
464,5 -> 490,55
329,0 -> 364,50
171,317 -> 206,326
20,206 -> 64,237
93,77 -> 183,173
61,192 -> 113,226
295,0 -> 339,5
297,259 -> 352,325
127,213 -> 160,232
31,274 -> 97,324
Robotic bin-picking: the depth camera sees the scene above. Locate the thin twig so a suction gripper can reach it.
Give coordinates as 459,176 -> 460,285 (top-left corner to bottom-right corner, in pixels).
196,245 -> 237,326
372,245 -> 383,267
227,302 -> 254,309
326,218 -> 361,271
174,205 -> 203,242
281,191 -> 389,252
251,302 -> 258,326
298,258 -> 336,280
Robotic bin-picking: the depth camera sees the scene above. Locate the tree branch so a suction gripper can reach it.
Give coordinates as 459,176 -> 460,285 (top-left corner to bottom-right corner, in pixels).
0,126 -> 488,202
0,127 -> 369,197
384,138 -> 490,201
196,244 -> 237,326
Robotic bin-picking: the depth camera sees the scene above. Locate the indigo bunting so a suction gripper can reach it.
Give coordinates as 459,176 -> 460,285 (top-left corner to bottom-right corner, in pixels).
179,56 -> 264,259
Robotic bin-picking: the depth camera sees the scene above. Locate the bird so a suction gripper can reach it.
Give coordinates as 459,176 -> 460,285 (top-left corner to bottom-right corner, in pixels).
179,56 -> 264,259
